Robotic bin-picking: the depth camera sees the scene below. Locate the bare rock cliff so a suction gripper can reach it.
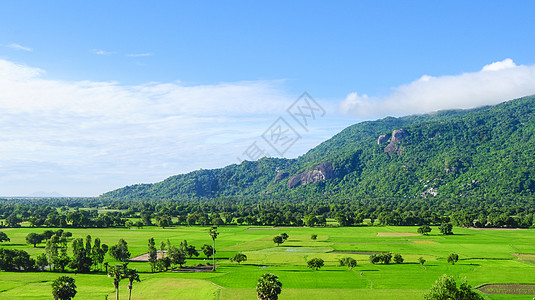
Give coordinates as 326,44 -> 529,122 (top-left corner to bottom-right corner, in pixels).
382,129 -> 409,157
287,162 -> 334,189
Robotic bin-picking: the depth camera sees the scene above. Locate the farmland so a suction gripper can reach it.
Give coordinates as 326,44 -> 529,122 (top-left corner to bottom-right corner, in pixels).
1,225 -> 534,299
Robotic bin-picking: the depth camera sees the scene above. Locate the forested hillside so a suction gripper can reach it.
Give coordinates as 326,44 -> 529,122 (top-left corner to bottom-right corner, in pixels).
101,95 -> 535,202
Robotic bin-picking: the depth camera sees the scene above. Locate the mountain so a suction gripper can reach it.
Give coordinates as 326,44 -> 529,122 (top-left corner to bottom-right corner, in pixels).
100,95 -> 535,201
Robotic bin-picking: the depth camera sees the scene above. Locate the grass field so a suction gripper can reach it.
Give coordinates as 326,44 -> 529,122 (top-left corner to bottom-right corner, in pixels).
1,225 -> 534,299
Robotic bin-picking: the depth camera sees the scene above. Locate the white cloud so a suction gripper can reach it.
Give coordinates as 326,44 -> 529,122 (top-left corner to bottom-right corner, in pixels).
126,53 -> 152,57
92,49 -> 114,55
482,58 -> 516,71
340,59 -> 535,118
7,43 -> 33,52
0,59 -> 300,196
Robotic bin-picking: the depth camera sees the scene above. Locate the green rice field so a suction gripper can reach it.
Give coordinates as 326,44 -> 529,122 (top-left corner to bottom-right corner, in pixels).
1,225 -> 534,299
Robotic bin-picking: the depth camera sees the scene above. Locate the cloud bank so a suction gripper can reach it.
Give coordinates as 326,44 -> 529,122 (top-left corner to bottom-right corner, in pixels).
340,59 -> 535,118
0,59 -> 294,196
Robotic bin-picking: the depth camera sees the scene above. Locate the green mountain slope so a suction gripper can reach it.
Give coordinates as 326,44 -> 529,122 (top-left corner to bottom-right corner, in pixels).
101,95 -> 535,201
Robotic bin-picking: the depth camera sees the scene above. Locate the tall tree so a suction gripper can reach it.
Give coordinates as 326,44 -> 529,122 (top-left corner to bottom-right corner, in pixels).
168,245 -> 186,268
108,264 -> 127,300
91,237 -> 108,271
109,239 -> 131,262
148,238 -> 157,272
70,238 -> 92,273
209,226 -> 219,271
439,223 -> 454,235
126,268 -> 141,300
46,238 -> 59,271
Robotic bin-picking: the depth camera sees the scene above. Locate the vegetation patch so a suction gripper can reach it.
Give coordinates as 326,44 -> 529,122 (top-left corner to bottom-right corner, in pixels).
377,232 -> 419,237
410,240 -> 438,244
329,250 -> 382,255
513,253 -> 535,263
476,283 -> 535,295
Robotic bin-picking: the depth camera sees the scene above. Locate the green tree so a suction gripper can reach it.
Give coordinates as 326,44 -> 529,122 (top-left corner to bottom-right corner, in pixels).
26,232 -> 44,247
439,223 -> 454,235
273,235 -> 284,246
109,239 -> 131,262
168,245 -> 186,268
447,253 -> 459,265
202,244 -> 214,259
417,225 -> 432,235
158,215 -> 171,228
148,238 -> 157,272
54,252 -> 70,272
230,253 -> 247,264
380,252 -> 392,264
256,273 -> 282,300
91,237 -> 108,271
180,240 -> 199,258
0,232 -> 10,242
304,214 -> 317,227
124,220 -> 133,228
36,253 -> 48,271
209,226 -> 219,271
310,234 -> 317,240
6,213 -> 21,227
307,258 -> 324,270
394,254 -> 404,264
338,257 -> 357,270
69,238 -> 92,273
424,274 -> 483,300
140,212 -> 152,226
126,268 -> 141,300
418,257 -> 426,266
51,276 -> 77,300
369,254 -> 381,264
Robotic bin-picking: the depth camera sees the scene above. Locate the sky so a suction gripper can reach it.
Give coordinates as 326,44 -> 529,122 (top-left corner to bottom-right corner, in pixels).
1,1 -> 535,197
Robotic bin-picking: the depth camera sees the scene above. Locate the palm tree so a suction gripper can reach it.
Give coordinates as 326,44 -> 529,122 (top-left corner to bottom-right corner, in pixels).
126,268 -> 141,300
256,273 -> 282,300
209,226 -> 219,271
108,263 -> 127,300
51,276 -> 77,300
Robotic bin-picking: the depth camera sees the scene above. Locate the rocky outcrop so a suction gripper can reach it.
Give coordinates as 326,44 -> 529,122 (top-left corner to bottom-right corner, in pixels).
391,129 -> 409,143
288,162 -> 334,189
377,134 -> 388,145
275,171 -> 289,181
383,129 -> 409,157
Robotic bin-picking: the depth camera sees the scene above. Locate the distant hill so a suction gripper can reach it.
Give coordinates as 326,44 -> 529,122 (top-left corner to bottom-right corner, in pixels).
101,95 -> 535,201
26,191 -> 65,198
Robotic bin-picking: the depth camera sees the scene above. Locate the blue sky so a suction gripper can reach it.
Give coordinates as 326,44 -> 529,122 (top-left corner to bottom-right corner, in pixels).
1,1 -> 535,196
